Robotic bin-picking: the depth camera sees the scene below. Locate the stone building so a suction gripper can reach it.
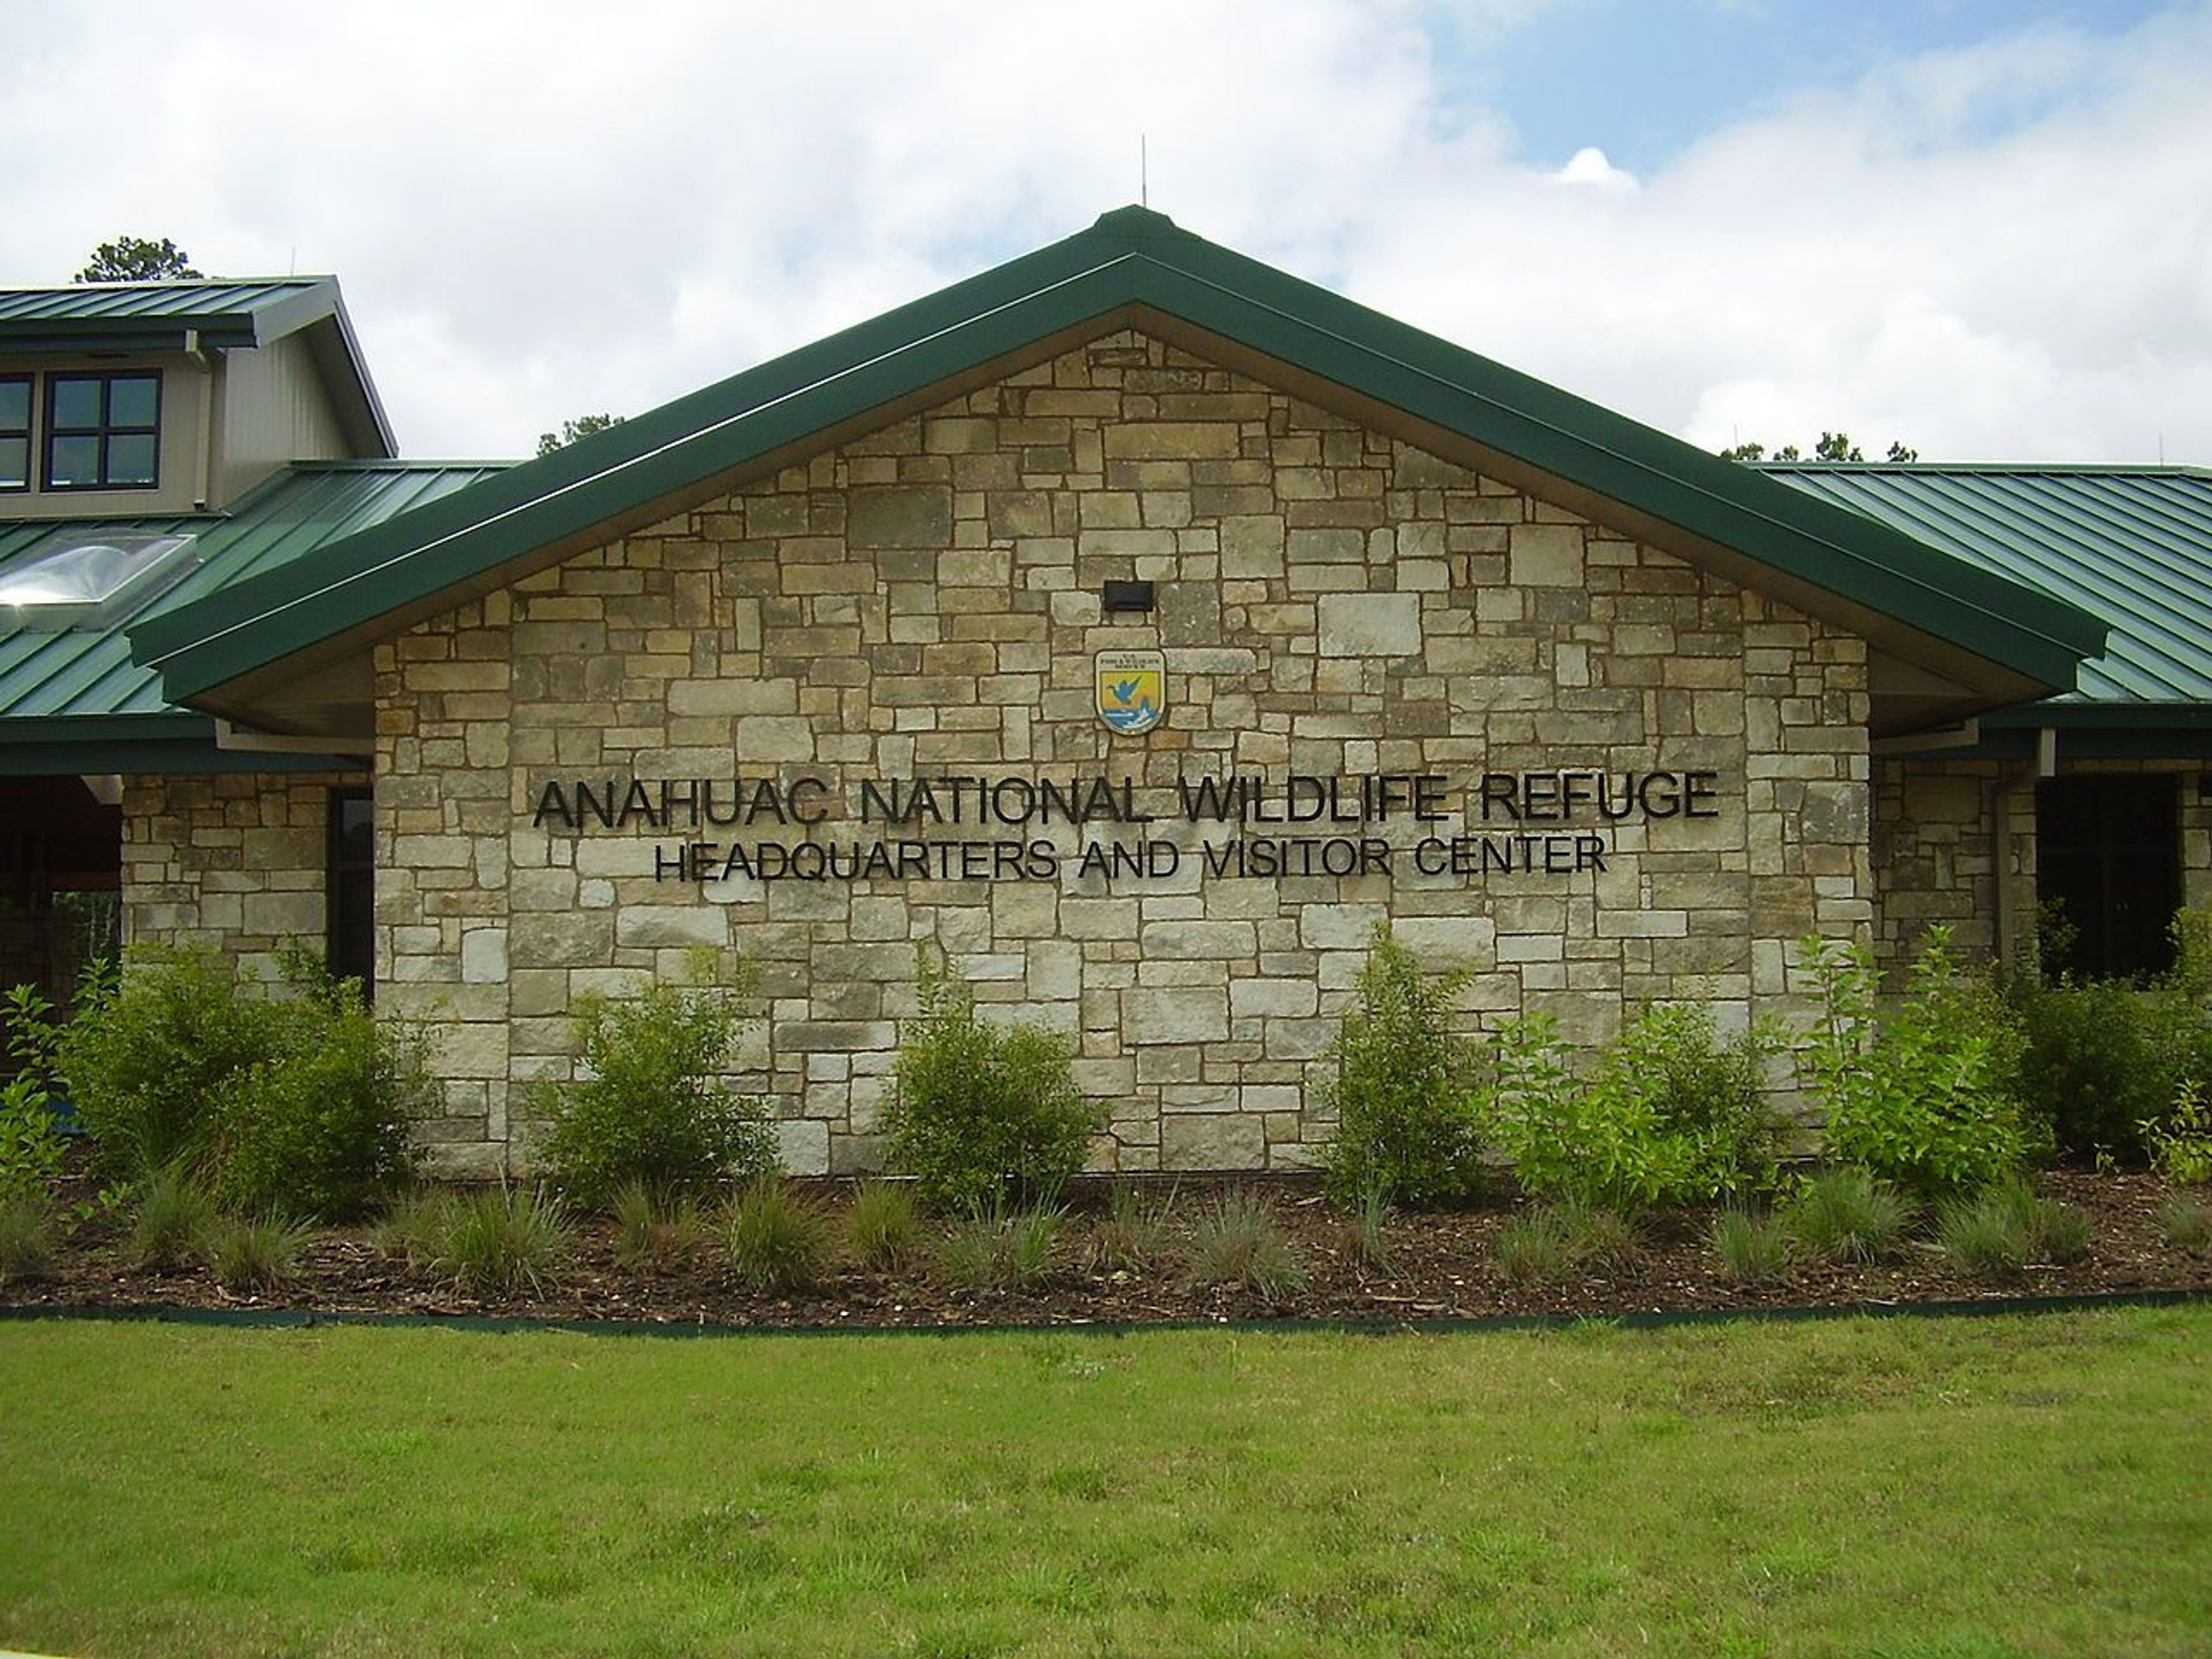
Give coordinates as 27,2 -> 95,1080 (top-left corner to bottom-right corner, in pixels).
5,209 -> 2210,1175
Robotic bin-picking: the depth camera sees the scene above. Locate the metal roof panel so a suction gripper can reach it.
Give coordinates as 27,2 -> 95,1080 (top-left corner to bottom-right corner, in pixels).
129,206 -> 2107,706
1760,464 -> 2212,709
0,461 -> 509,728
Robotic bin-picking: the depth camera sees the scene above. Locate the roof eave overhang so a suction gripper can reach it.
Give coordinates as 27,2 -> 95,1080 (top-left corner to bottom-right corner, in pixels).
131,211 -> 2107,724
0,713 -> 365,776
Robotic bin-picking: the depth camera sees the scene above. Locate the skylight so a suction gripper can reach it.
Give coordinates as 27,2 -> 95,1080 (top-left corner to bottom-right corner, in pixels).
0,531 -> 200,628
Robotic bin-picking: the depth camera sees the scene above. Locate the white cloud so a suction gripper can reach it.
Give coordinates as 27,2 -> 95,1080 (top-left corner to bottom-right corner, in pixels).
1554,146 -> 1639,190
1,0 -> 2206,464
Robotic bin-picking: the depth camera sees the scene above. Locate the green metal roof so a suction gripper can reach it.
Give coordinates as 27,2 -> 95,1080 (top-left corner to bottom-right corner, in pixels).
1,277 -> 334,348
0,460 -> 508,768
131,206 -> 2104,709
0,276 -> 397,456
1763,464 -> 2212,724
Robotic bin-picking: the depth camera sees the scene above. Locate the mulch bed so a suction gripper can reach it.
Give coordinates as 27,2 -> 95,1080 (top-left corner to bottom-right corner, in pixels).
7,1169 -> 2209,1332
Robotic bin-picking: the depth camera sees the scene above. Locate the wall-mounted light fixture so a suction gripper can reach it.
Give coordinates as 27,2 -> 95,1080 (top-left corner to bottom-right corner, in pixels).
1102,579 -> 1156,613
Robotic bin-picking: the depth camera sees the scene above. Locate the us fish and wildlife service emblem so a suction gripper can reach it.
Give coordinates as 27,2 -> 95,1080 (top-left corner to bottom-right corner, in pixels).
1095,649 -> 1166,736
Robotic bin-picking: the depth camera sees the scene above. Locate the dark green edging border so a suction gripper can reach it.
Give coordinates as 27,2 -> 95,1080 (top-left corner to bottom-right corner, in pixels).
1,1287 -> 2203,1343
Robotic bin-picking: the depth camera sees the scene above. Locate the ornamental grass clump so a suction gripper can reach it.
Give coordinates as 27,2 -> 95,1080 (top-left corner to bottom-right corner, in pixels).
204,1214 -> 312,1293
1492,1199 -> 1640,1285
434,1186 -> 567,1299
1936,1179 -> 2091,1278
886,948 -> 1100,1216
937,1206 -> 1062,1293
532,955 -> 776,1211
131,1158 -> 217,1271
1319,926 -> 1491,1211
612,1179 -> 708,1270
1710,1208 -> 1793,1285
724,1179 -> 832,1294
1085,1180 -> 1176,1277
0,1191 -> 55,1286
848,1179 -> 922,1273
2157,1194 -> 2212,1253
1797,929 -> 2031,1196
371,1188 -> 460,1270
1348,1183 -> 1399,1275
1781,1168 -> 1912,1266
1183,1192 -> 1306,1301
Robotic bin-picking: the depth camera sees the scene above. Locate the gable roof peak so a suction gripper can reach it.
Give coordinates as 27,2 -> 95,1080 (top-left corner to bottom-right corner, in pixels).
1090,204 -> 1183,240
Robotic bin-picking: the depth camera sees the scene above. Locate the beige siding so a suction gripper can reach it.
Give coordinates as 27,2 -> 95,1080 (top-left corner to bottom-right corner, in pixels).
0,351 -> 210,517
215,334 -> 348,506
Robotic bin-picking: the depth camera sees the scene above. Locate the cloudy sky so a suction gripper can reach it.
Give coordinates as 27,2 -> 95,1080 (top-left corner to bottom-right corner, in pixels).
3,0 -> 2206,465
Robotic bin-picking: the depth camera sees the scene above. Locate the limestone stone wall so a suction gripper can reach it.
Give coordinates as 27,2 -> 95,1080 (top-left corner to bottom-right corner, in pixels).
1874,755 -> 2212,972
374,330 -> 1873,1176
120,770 -> 356,981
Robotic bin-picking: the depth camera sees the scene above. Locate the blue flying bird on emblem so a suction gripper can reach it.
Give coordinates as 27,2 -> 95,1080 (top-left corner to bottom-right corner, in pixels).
1094,652 -> 1166,735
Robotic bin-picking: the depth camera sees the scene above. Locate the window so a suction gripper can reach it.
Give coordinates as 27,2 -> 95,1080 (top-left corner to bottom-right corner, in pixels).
327,789 -> 374,994
0,375 -> 28,491
2035,775 -> 2180,980
44,370 -> 160,490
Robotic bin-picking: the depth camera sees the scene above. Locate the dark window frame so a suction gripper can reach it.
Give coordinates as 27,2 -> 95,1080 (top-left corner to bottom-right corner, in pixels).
42,369 -> 162,492
0,372 -> 29,493
2034,774 -> 2182,981
325,787 -> 374,997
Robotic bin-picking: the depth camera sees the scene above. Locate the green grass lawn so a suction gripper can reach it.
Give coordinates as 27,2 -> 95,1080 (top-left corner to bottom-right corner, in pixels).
1,1308 -> 2206,1658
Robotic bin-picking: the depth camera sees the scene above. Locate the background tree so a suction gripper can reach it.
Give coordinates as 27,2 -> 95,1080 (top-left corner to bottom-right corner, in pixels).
536,414 -> 625,457
1719,431 -> 1918,464
75,236 -> 202,283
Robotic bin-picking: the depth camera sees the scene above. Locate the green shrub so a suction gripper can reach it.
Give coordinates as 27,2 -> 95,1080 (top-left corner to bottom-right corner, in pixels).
2157,1194 -> 2211,1252
210,976 -> 431,1222
1711,1209 -> 1792,1285
59,945 -> 286,1177
1936,1179 -> 2091,1277
724,1179 -> 832,1294
51,948 -> 430,1220
2008,978 -> 2200,1165
1086,1180 -> 1176,1277
885,948 -> 1100,1215
1501,1003 -> 1781,1212
0,1191 -> 55,1286
848,1179 -> 921,1273
0,1074 -> 66,1205
1320,926 -> 1490,1211
434,1186 -> 567,1298
1,982 -> 78,1203
131,1160 -> 217,1271
204,1214 -> 312,1293
532,957 -> 776,1211
937,1206 -> 1062,1293
2142,1081 -> 2212,1185
1781,1168 -> 1912,1265
1183,1193 -> 1306,1300
1798,929 -> 2031,1195
1492,1200 -> 1637,1284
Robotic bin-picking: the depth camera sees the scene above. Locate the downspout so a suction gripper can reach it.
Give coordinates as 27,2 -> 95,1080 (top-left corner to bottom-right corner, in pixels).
1993,727 -> 2058,968
183,329 -> 217,510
